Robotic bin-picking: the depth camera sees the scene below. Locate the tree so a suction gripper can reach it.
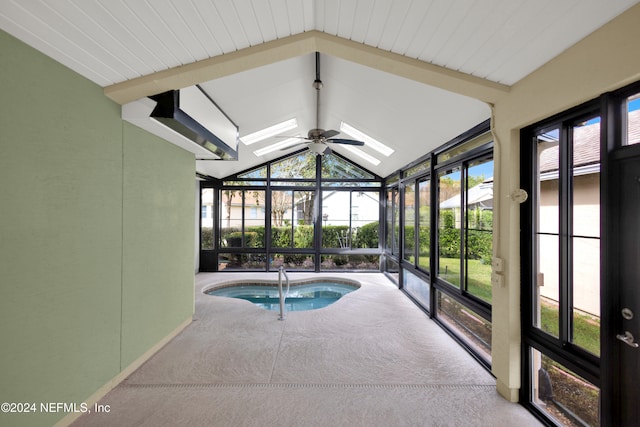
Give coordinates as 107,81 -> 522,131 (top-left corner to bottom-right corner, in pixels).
271,191 -> 291,227
222,189 -> 239,229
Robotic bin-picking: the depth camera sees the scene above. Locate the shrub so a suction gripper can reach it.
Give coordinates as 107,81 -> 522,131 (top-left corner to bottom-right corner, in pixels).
246,226 -> 265,247
439,227 -> 460,258
353,221 -> 379,248
271,226 -> 292,247
467,230 -> 492,263
294,225 -> 314,248
201,227 -> 213,249
441,209 -> 455,228
321,225 -> 351,247
225,231 -> 243,248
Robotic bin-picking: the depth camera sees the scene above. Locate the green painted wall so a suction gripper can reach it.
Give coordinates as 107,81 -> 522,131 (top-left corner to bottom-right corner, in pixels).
0,30 -> 194,427
121,122 -> 194,367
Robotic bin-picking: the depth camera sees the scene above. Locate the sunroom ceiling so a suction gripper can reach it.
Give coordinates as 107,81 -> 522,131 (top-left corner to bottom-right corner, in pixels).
1,1 -> 638,178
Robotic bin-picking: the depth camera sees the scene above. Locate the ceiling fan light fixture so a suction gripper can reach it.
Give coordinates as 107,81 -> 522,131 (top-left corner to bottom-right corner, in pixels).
240,118 -> 298,145
309,143 -> 330,155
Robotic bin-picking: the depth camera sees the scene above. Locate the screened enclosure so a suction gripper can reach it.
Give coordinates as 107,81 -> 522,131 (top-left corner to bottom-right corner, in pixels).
200,150 -> 383,272
199,122 -> 494,368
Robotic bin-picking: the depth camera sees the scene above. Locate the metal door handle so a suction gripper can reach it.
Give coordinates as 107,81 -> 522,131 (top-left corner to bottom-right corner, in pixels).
616,331 -> 639,348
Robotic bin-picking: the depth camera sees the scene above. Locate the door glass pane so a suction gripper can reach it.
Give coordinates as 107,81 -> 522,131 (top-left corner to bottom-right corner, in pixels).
571,237 -> 600,355
201,188 -> 214,249
535,128 -> 560,336
438,168 -> 461,286
321,191 -> 350,248
537,128 -> 560,234
465,159 -> 493,303
571,118 -> 600,355
404,181 -> 415,262
352,191 -> 379,249
531,348 -> 600,427
293,191 -> 314,248
625,92 -> 640,145
418,179 -> 430,271
536,234 -> 560,337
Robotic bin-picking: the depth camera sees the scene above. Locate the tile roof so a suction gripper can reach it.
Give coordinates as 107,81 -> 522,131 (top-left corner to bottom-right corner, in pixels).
539,108 -> 640,173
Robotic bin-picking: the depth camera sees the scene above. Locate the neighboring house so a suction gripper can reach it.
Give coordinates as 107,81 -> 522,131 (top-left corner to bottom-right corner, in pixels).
537,108 -> 640,316
201,188 -> 214,228
439,179 -> 493,229
219,190 -> 266,229
321,190 -> 380,228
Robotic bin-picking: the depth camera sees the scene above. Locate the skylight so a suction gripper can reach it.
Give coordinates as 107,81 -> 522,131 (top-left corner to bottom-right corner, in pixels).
240,118 -> 298,145
340,122 -> 394,156
253,137 -> 301,156
340,145 -> 381,166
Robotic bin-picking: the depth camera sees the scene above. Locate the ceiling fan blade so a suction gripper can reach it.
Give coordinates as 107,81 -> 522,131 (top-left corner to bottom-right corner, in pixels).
326,138 -> 365,146
320,129 -> 339,139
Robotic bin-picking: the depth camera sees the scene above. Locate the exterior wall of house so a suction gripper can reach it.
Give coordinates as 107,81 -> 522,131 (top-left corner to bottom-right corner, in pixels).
538,173 -> 600,316
0,30 -> 194,427
491,3 -> 640,401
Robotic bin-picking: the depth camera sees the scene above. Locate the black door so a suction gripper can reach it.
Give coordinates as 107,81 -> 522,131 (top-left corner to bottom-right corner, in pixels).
608,148 -> 640,426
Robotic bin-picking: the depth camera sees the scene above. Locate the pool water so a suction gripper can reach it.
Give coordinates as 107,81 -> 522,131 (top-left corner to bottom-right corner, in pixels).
205,282 -> 357,312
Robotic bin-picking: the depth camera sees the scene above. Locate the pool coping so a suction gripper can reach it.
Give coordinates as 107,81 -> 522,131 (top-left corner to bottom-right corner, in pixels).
201,276 -> 361,295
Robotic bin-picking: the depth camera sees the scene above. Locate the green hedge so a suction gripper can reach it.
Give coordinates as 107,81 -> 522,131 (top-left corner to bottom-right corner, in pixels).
354,221 -> 379,248
439,227 -> 492,263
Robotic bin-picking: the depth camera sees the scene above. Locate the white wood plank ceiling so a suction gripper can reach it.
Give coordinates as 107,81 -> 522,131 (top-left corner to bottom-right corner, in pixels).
1,0 -> 638,177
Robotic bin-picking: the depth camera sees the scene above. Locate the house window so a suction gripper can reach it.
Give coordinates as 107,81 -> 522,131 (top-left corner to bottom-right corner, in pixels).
522,107 -> 602,426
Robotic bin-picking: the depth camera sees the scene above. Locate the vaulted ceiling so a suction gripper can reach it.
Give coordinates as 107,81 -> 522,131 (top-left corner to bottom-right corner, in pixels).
2,0 -> 638,178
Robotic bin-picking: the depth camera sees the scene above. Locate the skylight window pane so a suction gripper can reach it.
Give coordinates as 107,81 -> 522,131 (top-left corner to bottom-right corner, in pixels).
340,122 -> 394,156
240,118 -> 298,145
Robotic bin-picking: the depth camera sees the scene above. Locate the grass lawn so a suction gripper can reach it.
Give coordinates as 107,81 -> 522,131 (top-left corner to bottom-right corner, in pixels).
437,257 -> 492,303
539,299 -> 600,356
415,258 -> 600,354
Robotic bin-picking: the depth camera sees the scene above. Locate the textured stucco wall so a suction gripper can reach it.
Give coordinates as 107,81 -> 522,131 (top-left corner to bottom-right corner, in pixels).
0,30 -> 194,427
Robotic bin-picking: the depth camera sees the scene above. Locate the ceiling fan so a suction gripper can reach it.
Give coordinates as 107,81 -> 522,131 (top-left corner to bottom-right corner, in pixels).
279,52 -> 365,155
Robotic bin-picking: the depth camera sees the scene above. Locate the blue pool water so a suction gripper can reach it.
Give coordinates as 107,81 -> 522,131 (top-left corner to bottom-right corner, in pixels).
205,281 -> 358,312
